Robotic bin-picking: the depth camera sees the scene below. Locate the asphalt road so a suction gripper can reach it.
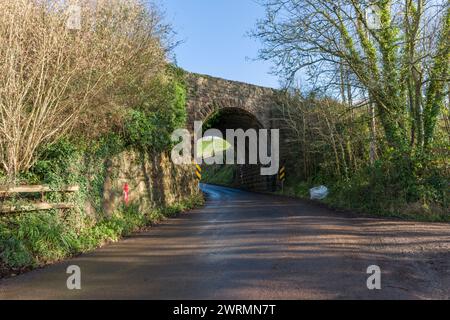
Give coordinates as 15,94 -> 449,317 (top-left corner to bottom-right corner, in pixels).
1,184 -> 449,300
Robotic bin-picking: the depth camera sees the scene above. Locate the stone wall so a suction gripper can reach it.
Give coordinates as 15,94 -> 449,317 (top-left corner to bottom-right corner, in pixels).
185,72 -> 277,129
102,150 -> 199,216
184,72 -> 290,192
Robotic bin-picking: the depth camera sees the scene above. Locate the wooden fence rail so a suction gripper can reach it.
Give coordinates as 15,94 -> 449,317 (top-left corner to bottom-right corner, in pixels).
0,185 -> 79,214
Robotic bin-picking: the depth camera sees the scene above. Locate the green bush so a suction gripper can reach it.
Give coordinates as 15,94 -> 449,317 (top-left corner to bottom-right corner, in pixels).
0,194 -> 204,271
124,76 -> 187,152
322,155 -> 449,221
29,139 -> 82,185
281,150 -> 449,221
0,212 -> 79,267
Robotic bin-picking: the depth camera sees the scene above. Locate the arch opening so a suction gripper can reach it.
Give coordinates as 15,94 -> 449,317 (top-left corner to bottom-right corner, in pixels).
198,107 -> 276,192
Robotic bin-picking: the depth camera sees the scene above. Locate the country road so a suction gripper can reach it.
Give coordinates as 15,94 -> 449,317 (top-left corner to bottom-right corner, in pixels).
1,184 -> 449,300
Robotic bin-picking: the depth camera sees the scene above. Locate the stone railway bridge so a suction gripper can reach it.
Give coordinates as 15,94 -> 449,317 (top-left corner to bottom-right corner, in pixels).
99,71 -> 289,217
184,72 -> 288,192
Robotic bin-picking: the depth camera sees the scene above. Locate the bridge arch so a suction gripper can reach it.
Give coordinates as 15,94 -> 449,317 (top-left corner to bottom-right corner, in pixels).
203,107 -> 265,133
185,72 -> 281,191
185,72 -> 276,131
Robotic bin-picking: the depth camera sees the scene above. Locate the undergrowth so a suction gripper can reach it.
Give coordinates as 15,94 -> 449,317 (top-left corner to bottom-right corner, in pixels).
280,158 -> 449,222
0,193 -> 204,273
0,66 -> 202,275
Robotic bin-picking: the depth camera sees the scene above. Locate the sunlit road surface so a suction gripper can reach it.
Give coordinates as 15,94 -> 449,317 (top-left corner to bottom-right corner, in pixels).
1,184 -> 449,300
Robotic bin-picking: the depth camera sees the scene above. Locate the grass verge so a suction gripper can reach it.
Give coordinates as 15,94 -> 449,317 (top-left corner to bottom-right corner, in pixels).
0,193 -> 204,278
278,179 -> 449,223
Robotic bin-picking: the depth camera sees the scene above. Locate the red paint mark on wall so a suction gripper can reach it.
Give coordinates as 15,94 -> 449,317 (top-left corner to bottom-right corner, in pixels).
123,183 -> 130,205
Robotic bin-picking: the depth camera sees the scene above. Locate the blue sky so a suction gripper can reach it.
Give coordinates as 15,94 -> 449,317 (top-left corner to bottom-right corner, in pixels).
161,0 -> 279,88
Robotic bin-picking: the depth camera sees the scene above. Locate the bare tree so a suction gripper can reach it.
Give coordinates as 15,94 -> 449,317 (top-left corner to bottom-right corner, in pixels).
0,0 -> 168,180
252,0 -> 449,157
